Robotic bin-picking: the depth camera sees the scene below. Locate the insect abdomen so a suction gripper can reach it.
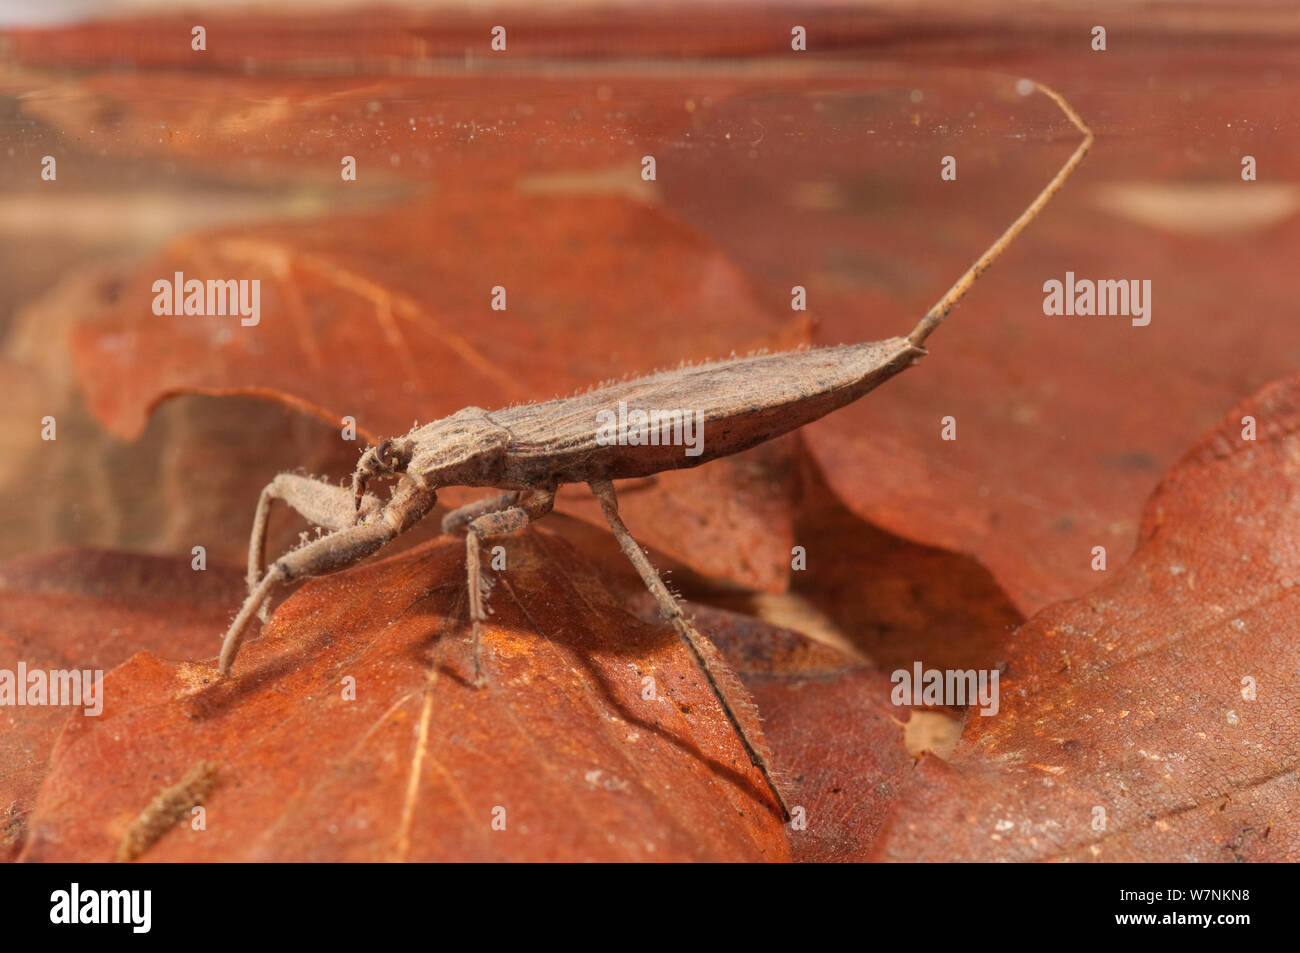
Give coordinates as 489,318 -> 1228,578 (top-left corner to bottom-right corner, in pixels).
492,337 -> 923,484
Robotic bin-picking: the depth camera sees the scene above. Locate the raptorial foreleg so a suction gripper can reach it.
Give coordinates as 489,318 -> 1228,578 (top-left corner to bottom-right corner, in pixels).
245,473 -> 383,621
220,479 -> 434,676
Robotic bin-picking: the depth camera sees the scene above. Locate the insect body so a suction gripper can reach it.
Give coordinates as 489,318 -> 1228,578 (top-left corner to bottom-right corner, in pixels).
367,336 -> 922,491
218,81 -> 1092,822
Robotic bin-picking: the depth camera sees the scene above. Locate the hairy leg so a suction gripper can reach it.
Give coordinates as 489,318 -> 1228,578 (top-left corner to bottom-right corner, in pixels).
462,488 -> 555,686
441,491 -> 521,535
246,473 -> 383,621
587,478 -> 790,821
220,479 -> 434,676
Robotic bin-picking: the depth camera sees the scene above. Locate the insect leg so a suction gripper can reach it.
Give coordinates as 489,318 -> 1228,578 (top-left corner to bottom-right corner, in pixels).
462,488 -> 554,687
246,474 -> 383,621
219,480 -> 434,676
586,478 -> 791,822
441,491 -> 522,535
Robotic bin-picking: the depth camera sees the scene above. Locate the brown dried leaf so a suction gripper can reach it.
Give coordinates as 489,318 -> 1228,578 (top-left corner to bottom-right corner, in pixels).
701,610 -> 916,863
19,532 -> 790,861
871,376 -> 1300,861
0,549 -> 246,860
